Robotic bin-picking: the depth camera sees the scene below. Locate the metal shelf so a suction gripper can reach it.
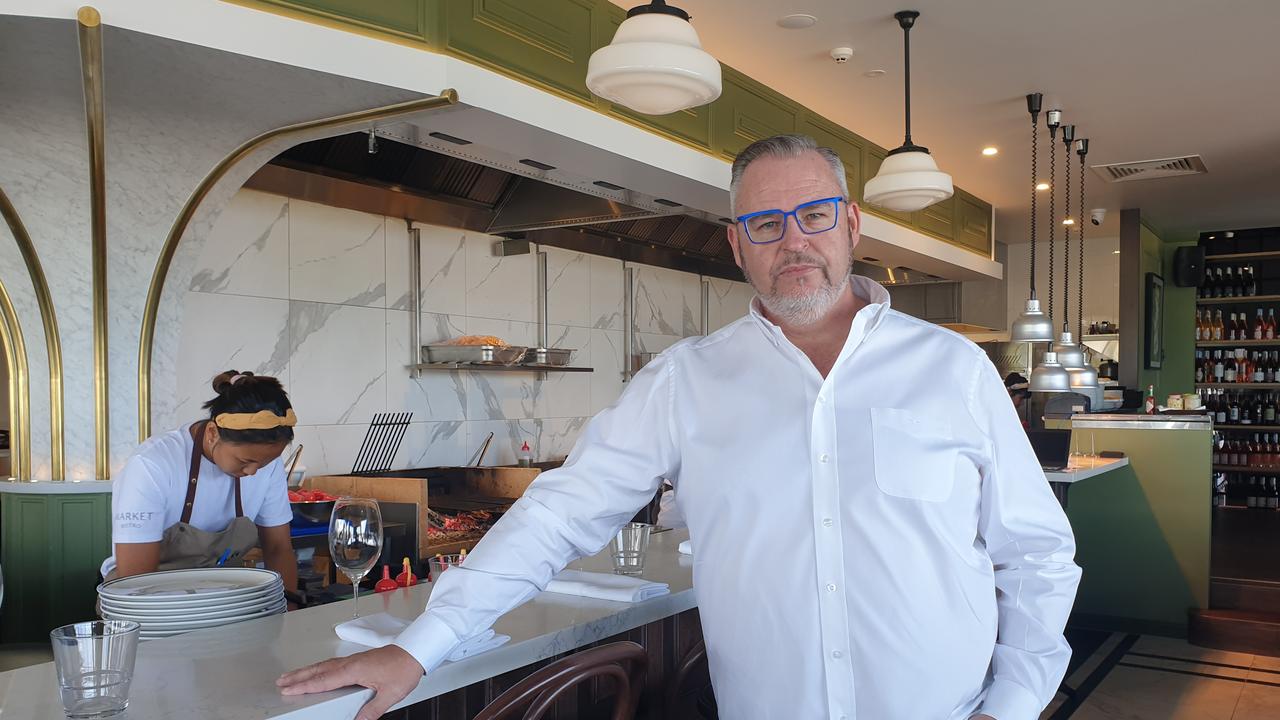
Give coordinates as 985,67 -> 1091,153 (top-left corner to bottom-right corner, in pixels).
1196,340 -> 1280,348
409,363 -> 593,373
1196,294 -> 1280,305
1197,383 -> 1280,389
1204,251 -> 1280,262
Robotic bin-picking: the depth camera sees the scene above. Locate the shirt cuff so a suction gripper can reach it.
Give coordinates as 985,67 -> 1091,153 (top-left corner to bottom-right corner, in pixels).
392,612 -> 463,675
978,677 -> 1043,720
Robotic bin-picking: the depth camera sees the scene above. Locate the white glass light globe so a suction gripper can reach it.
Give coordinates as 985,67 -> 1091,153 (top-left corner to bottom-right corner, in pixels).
587,13 -> 722,115
863,149 -> 954,212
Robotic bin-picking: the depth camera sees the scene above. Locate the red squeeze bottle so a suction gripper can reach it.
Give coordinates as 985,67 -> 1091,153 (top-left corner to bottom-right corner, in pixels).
374,565 -> 398,593
396,557 -> 418,587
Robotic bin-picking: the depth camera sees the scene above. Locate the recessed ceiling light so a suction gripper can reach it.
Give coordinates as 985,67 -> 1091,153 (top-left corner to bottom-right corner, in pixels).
1208,235 -> 1216,239
1036,182 -> 1050,191
864,69 -> 887,78
1063,218 -> 1075,225
982,147 -> 999,156
778,13 -> 818,29
1113,250 -> 1121,254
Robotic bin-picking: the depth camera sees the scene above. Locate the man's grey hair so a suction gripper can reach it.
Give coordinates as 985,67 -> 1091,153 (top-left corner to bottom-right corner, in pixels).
729,134 -> 850,215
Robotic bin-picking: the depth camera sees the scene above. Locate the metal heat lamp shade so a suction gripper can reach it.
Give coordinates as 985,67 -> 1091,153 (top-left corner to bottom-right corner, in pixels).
1011,299 -> 1055,343
1030,351 -> 1072,393
863,10 -> 953,212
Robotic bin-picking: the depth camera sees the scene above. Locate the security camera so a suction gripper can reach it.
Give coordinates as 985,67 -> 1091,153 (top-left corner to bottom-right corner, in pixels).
1090,208 -> 1106,226
830,47 -> 854,64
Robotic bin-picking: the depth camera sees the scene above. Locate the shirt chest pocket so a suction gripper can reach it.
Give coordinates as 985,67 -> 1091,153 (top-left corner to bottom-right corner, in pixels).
870,407 -> 958,502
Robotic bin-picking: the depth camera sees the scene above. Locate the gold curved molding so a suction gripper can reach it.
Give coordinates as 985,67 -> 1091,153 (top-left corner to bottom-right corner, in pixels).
0,277 -> 31,481
137,90 -> 460,440
0,186 -> 63,481
79,5 -> 109,480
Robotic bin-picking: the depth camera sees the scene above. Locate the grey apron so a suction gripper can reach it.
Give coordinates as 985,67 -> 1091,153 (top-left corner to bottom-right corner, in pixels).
103,421 -> 260,582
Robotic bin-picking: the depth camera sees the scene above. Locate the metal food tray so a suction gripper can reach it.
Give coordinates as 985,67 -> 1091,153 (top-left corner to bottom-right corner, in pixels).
422,344 -> 528,365
520,347 -> 576,367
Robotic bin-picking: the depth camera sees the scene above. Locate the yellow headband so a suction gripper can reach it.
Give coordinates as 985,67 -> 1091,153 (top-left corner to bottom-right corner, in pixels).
214,408 -> 297,431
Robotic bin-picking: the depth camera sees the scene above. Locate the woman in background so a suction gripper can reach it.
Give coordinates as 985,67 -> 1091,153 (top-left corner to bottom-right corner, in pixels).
100,370 -> 298,600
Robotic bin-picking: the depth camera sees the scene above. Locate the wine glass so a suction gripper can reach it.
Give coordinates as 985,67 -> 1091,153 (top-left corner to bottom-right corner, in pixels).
328,497 -> 383,619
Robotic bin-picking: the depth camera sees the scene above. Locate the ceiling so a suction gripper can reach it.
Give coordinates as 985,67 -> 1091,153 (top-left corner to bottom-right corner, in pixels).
611,0 -> 1280,243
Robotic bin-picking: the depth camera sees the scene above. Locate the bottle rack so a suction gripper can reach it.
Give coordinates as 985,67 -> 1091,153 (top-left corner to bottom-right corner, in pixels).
1199,229 -> 1280,589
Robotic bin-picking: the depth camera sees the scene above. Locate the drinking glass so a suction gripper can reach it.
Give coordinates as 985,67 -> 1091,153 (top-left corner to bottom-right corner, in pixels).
611,522 -> 653,575
328,497 -> 383,619
49,620 -> 140,718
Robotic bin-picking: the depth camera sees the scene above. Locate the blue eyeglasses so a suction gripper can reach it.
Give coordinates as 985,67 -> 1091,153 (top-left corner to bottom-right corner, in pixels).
735,196 -> 844,245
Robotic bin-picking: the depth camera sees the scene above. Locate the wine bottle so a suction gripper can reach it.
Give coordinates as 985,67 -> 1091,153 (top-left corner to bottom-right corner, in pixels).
1225,267 -> 1237,297
1266,309 -> 1277,341
1225,353 -> 1238,383
1254,308 -> 1265,340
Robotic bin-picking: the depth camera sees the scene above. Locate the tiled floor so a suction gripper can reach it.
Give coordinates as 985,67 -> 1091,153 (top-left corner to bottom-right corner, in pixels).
1044,632 -> 1280,719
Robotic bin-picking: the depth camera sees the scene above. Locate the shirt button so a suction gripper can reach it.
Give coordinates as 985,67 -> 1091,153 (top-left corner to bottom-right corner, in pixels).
826,583 -> 837,592
822,518 -> 833,527
819,453 -> 830,463
831,650 -> 843,659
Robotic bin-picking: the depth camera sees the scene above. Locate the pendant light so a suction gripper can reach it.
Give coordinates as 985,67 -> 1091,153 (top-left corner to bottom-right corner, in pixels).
1068,136 -> 1100,390
863,11 -> 954,212
1010,92 -> 1054,343
1030,109 -> 1070,393
1053,124 -> 1085,368
1052,123 -> 1099,391
586,0 -> 722,115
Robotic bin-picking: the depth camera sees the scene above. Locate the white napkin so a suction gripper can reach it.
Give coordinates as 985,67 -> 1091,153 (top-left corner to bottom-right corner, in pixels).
335,613 -> 509,662
678,540 -> 692,555
544,569 -> 669,603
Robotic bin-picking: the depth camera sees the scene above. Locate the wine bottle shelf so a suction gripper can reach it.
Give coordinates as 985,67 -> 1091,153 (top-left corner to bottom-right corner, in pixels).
1197,383 -> 1280,389
1214,465 -> 1280,473
1196,340 -> 1280,348
1215,425 -> 1280,432
1196,294 -> 1280,305
1205,251 -> 1280,262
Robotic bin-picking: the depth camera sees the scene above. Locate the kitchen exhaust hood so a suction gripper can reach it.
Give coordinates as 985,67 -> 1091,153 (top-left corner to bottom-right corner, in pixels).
249,127 -> 982,286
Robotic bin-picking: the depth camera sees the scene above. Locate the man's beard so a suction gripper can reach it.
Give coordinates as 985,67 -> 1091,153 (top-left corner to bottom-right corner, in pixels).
744,241 -> 853,327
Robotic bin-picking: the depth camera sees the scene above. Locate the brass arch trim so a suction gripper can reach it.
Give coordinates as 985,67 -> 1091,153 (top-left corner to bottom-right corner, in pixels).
79,6 -> 110,480
137,90 -> 460,440
0,277 -> 31,481
0,186 -> 63,481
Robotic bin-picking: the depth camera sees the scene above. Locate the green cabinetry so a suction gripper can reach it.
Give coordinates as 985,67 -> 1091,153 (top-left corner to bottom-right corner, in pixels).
241,0 -> 995,255
1,491 -> 112,642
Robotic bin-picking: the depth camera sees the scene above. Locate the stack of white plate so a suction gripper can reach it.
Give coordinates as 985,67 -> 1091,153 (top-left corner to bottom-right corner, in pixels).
98,568 -> 285,639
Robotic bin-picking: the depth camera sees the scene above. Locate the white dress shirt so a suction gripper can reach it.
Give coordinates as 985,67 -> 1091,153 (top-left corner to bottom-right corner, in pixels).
396,275 -> 1080,720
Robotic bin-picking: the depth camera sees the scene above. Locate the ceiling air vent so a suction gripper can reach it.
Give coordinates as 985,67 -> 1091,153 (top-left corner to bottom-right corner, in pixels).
1091,155 -> 1207,183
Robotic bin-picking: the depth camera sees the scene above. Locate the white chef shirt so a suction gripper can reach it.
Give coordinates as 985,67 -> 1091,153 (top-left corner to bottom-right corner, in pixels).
396,275 -> 1080,720
100,423 -> 293,578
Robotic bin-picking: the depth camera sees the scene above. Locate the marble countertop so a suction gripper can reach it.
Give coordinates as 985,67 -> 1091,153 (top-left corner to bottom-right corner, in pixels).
0,528 -> 694,719
0,479 -> 113,494
1045,455 -> 1130,484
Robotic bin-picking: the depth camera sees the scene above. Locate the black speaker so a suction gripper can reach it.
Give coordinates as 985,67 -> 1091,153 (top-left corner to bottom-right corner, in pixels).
1173,246 -> 1205,287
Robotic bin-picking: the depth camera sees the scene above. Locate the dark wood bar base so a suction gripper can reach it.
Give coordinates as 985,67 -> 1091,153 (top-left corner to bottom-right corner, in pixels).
394,609 -> 711,720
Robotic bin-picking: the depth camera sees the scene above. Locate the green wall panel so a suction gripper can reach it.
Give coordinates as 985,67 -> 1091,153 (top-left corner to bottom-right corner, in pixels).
1,493 -> 112,643
912,194 -> 955,241
796,115 -> 864,210
254,0 -> 425,38
712,69 -> 798,161
237,0 -> 995,255
1065,425 -> 1211,633
442,0 -> 598,103
955,189 -> 992,254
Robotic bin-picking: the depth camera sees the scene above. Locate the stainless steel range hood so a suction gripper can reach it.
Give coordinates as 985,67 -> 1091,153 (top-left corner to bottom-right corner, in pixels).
248,127 -> 983,285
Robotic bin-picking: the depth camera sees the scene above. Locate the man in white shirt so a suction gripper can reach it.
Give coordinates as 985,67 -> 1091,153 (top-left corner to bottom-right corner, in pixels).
279,135 -> 1081,720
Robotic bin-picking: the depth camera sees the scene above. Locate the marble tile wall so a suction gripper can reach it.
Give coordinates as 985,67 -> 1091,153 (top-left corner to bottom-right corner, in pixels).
179,189 -> 755,475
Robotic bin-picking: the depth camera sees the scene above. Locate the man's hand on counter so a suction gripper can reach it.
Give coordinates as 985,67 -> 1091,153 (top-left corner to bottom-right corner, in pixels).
276,645 -> 424,720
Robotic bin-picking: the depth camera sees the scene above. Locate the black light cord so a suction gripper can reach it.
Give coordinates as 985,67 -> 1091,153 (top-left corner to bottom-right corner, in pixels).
1030,116 -> 1038,298
1063,139 -> 1072,334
